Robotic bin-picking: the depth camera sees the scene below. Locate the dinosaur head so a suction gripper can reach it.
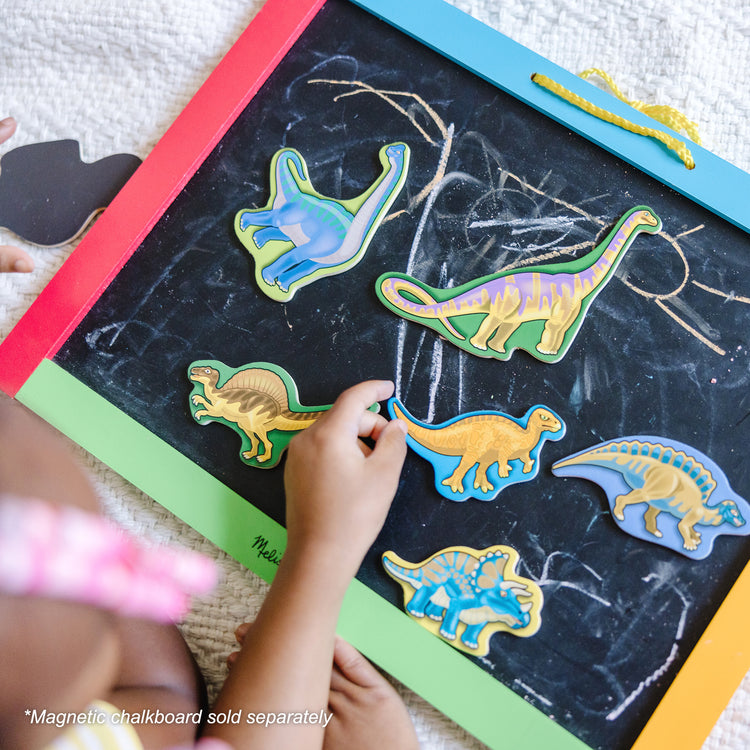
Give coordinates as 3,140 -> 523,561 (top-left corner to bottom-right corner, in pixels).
384,142 -> 407,163
528,407 -> 563,435
633,207 -> 662,234
189,366 -> 220,387
471,551 -> 533,629
718,499 -> 746,527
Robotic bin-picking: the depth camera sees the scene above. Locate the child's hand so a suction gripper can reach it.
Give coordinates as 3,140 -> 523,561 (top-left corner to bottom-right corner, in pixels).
0,245 -> 34,273
0,117 -> 34,274
283,380 -> 407,577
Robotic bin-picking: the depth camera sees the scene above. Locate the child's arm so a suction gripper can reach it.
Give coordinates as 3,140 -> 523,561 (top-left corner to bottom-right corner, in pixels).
106,618 -> 206,749
204,380 -> 407,750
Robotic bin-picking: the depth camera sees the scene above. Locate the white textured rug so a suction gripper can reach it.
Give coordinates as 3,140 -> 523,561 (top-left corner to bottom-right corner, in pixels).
1,1 -> 748,748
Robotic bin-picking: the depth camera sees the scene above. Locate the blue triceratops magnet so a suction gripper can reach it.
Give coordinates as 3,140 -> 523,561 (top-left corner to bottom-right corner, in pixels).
382,545 -> 543,656
388,398 -> 565,502
235,142 -> 409,302
552,436 -> 749,560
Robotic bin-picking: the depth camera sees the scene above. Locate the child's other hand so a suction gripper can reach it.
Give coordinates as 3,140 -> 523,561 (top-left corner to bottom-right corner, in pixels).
283,380 -> 407,576
0,117 -> 34,274
0,245 -> 34,273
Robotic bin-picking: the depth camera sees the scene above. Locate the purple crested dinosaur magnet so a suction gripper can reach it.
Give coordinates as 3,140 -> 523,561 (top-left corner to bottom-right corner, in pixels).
235,142 -> 409,302
552,436 -> 749,559
388,398 -> 565,502
376,206 -> 661,363
0,139 -> 141,246
188,360 -> 332,468
382,544 -> 543,656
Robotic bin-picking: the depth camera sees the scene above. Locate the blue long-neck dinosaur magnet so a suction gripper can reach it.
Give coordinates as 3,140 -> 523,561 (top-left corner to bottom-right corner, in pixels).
389,398 -> 565,502
382,544 -> 543,656
235,143 -> 409,302
376,206 -> 661,363
552,436 -> 749,559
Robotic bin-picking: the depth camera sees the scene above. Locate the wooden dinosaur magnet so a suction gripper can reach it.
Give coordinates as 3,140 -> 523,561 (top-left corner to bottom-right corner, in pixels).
382,544 -> 543,656
388,398 -> 565,502
0,139 -> 141,246
187,360 -> 332,469
552,436 -> 750,559
235,142 -> 409,302
376,206 -> 661,363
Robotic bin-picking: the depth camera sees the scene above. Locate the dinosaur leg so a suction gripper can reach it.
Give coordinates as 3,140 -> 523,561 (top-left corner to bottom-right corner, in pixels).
241,433 -> 260,461
262,234 -> 340,286
191,395 -> 221,421
641,505 -> 663,537
406,587 -> 432,618
238,208 -> 276,231
677,509 -> 703,551
486,320 -> 522,353
439,604 -> 462,641
616,466 -> 683,520
473,454 -> 496,492
425,601 -> 446,621
461,623 -> 486,650
470,314 -> 501,351
276,259 -> 323,292
613,489 -> 648,520
252,226 -> 288,248
253,427 -> 274,463
442,454 -> 479,494
494,452 -> 512,478
262,242 -> 319,285
236,416 -> 265,461
262,248 -> 297,285
469,293 -> 520,352
538,299 -> 581,355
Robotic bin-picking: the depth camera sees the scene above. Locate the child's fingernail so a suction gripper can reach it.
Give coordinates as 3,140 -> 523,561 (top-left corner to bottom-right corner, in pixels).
13,257 -> 33,272
0,117 -> 16,132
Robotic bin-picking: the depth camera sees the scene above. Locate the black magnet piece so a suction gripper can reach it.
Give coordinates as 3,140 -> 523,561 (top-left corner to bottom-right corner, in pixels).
0,139 -> 141,246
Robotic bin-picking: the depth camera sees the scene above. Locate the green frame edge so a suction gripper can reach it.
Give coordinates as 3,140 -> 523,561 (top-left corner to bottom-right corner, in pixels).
17,358 -> 588,750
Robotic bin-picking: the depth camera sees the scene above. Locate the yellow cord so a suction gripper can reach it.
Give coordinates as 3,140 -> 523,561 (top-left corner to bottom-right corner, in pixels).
579,68 -> 701,144
531,70 -> 699,169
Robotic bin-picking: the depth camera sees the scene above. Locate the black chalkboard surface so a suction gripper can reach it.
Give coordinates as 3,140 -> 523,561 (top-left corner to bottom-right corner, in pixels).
52,2 -> 749,748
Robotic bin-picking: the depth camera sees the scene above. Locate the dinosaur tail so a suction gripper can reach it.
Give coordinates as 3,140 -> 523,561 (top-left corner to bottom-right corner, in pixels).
390,399 -> 458,455
382,551 -> 423,587
552,438 -> 717,503
551,448 -> 603,473
377,274 -> 465,340
273,408 -> 330,432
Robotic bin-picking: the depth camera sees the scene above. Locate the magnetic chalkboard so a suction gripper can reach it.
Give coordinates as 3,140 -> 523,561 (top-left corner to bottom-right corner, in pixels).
4,1 -> 749,749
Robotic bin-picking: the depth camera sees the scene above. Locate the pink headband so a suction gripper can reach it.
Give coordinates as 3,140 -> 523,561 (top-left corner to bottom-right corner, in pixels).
0,495 -> 217,622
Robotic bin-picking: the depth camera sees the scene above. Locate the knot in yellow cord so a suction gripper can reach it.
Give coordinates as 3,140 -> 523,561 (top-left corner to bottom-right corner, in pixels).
579,68 -> 701,145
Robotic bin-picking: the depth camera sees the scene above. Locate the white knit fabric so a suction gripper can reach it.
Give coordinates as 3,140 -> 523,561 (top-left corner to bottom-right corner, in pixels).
1,1 -> 747,748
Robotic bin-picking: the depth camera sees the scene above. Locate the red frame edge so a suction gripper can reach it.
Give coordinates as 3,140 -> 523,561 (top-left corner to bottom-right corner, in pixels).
0,0 -> 326,397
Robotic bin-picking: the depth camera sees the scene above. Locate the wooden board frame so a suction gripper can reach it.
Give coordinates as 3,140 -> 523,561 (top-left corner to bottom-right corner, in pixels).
1,1 -> 747,748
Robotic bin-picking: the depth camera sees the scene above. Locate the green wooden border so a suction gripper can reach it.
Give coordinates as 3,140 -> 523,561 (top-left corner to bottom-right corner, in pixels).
17,358 -> 588,750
